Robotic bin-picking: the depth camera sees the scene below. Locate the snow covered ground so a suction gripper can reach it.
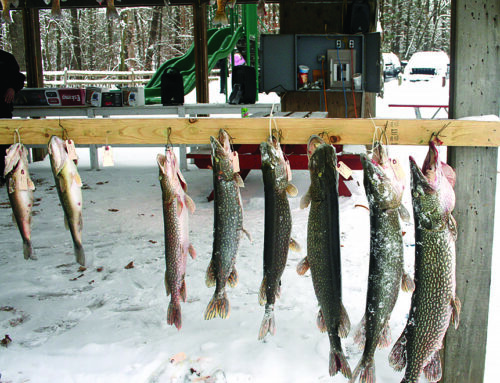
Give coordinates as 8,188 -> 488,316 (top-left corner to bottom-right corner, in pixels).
0,78 -> 498,383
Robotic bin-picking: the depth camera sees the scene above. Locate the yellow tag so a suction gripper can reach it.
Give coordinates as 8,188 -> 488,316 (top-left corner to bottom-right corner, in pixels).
232,151 -> 240,173
102,146 -> 114,167
65,140 -> 79,164
17,169 -> 29,191
337,161 -> 353,180
390,158 -> 405,182
286,159 -> 292,182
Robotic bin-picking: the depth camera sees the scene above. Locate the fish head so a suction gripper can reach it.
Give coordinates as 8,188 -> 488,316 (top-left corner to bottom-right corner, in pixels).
307,135 -> 326,159
410,142 -> 456,228
4,143 -> 28,176
210,130 -> 234,178
260,134 -> 288,187
157,150 -> 184,198
308,141 -> 337,178
361,153 -> 401,209
48,135 -> 69,175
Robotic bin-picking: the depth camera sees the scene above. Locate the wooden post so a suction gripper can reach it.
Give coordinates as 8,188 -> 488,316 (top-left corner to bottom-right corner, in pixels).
193,1 -> 208,103
443,1 -> 499,382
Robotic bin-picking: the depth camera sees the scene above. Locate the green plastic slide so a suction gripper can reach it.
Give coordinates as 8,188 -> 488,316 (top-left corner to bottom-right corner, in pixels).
144,26 -> 244,104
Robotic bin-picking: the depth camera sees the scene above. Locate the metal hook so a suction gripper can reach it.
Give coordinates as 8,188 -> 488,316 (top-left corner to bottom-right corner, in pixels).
13,129 -> 21,144
430,122 -> 450,145
165,127 -> 173,149
59,118 -> 68,141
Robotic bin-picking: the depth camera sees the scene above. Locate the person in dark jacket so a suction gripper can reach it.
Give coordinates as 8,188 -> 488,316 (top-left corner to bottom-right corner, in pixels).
0,49 -> 25,186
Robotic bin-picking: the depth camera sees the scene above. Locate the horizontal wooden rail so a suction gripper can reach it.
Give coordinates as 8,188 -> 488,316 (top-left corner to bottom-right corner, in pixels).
0,118 -> 499,146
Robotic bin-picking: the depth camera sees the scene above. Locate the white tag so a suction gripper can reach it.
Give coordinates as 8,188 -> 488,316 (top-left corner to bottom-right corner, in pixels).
232,151 -> 240,173
65,140 -> 79,164
102,146 -> 114,167
286,159 -> 292,181
337,161 -> 353,180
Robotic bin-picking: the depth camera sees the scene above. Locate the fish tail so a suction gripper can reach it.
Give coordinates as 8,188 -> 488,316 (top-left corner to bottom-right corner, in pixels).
377,320 -> 392,348
349,358 -> 374,383
204,290 -> 230,320
74,244 -> 86,266
258,304 -> 276,340
329,349 -> 352,378
23,240 -> 36,260
389,333 -> 407,371
167,300 -> 182,330
258,277 -> 267,306
213,11 -> 228,25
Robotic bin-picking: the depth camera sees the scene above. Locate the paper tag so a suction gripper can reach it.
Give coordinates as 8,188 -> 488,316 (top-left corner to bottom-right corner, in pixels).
390,158 -> 405,182
65,140 -> 79,164
232,151 -> 240,173
285,159 -> 292,181
17,169 -> 29,191
102,146 -> 114,167
337,161 -> 353,180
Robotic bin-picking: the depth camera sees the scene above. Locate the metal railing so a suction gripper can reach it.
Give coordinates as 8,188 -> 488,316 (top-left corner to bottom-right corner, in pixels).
38,68 -> 156,87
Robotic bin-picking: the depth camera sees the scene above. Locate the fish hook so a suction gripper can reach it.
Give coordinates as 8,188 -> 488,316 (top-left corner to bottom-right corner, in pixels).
13,128 -> 21,144
165,127 -> 173,150
59,119 -> 68,141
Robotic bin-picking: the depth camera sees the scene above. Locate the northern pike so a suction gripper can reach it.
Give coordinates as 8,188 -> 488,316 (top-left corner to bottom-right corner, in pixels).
4,143 -> 36,260
389,141 -> 461,383
48,135 -> 86,266
205,129 -> 249,320
158,149 -> 196,330
258,134 -> 299,340
297,135 -> 351,378
350,143 -> 414,383
213,0 -> 236,25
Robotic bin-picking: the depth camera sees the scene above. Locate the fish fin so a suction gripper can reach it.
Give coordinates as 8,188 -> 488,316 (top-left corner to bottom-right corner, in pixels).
242,228 -> 252,242
176,198 -> 184,215
185,194 -> 196,214
338,302 -> 351,338
167,301 -> 182,330
164,271 -> 171,296
258,305 -> 276,340
156,153 -> 166,173
213,11 -> 228,25
389,333 -> 407,371
23,240 -> 36,260
296,256 -> 310,275
300,190 -> 311,209
329,350 -> 352,378
353,315 -> 366,349
258,277 -> 267,306
349,358 -> 374,383
316,309 -> 327,333
286,183 -> 298,197
205,259 -> 216,287
398,204 -> 411,223
289,237 -> 301,252
377,320 -> 392,348
180,278 -> 187,302
188,243 -> 196,259
73,173 -> 83,188
401,271 -> 415,293
451,296 -> 461,329
423,351 -> 442,382
74,244 -> 85,266
234,173 -> 245,188
228,267 -> 239,288
204,291 -> 230,320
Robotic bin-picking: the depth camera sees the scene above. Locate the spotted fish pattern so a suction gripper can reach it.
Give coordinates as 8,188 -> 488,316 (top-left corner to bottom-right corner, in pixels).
389,141 -> 461,383
297,135 -> 351,378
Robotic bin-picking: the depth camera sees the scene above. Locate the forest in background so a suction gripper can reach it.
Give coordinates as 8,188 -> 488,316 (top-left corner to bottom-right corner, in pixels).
0,1 -> 448,73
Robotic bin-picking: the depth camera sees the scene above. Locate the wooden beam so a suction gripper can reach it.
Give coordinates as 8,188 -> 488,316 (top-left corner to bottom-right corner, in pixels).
442,1 -> 499,382
0,118 -> 499,146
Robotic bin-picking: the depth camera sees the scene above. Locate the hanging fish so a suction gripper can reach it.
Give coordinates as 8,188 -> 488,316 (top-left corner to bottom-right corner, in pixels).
157,149 -> 196,330
389,141 -> 461,382
4,143 -> 36,260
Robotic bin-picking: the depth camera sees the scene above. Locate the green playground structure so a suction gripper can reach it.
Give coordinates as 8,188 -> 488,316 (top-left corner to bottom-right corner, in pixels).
144,4 -> 260,104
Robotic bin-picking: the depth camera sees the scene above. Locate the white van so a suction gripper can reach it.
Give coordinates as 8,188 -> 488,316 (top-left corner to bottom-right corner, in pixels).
402,51 -> 449,82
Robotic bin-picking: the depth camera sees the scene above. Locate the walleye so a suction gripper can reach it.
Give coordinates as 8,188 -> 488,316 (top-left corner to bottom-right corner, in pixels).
4,143 -> 36,260
350,142 -> 414,383
158,149 -> 196,330
213,0 -> 236,25
297,135 -> 351,378
48,135 -> 86,266
389,141 -> 461,383
205,129 -> 249,320
258,134 -> 299,340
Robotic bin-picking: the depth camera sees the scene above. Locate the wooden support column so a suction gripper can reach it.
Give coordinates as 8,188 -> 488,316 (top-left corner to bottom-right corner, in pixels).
443,1 -> 499,382
193,1 -> 208,103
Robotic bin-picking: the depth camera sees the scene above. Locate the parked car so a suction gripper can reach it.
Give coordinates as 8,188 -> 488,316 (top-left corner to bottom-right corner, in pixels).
382,52 -> 401,81
402,51 -> 449,83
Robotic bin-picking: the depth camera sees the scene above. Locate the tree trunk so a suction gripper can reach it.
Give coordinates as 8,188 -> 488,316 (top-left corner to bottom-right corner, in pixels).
145,6 -> 161,71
